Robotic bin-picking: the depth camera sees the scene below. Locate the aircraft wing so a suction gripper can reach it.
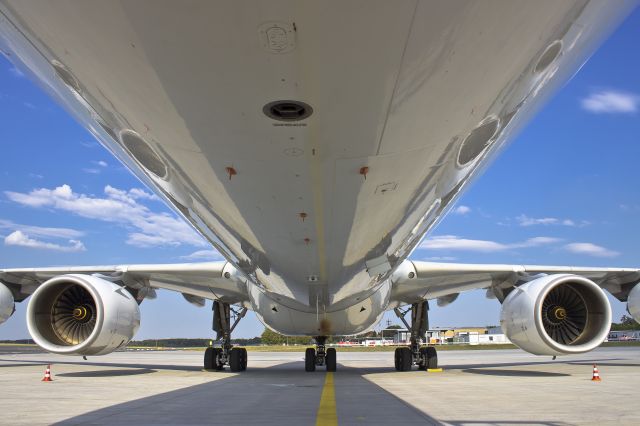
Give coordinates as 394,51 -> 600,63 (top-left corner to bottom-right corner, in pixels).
391,261 -> 640,305
0,262 -> 249,306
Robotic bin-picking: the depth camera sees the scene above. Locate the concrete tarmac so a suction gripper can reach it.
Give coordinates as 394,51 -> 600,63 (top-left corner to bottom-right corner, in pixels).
0,346 -> 638,425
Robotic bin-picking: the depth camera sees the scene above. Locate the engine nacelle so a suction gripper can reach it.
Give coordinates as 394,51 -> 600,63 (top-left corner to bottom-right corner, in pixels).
27,274 -> 140,355
628,283 -> 640,324
500,274 -> 611,356
0,283 -> 16,325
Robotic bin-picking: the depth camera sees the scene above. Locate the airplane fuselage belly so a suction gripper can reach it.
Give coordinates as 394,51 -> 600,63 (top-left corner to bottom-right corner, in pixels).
0,1 -> 634,336
248,280 -> 391,336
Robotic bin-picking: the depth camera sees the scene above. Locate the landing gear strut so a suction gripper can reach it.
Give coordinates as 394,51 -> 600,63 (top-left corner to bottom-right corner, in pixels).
393,301 -> 438,371
305,336 -> 336,372
204,301 -> 248,372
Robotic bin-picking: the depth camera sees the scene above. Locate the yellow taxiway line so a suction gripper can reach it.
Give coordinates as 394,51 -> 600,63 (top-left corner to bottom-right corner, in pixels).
316,372 -> 338,425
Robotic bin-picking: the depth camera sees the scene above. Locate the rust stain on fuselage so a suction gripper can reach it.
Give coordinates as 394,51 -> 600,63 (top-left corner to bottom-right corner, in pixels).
319,318 -> 332,335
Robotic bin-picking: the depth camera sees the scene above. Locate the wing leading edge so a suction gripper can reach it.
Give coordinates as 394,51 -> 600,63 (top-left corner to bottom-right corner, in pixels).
391,261 -> 640,305
0,262 -> 249,305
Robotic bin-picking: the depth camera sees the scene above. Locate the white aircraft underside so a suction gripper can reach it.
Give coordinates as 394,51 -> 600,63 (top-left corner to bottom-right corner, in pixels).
1,0 -> 640,362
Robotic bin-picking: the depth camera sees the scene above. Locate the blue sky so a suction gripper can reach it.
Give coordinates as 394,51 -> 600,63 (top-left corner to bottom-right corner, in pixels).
1,8 -> 639,340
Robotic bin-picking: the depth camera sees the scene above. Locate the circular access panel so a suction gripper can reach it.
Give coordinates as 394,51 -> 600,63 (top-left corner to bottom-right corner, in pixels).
457,117 -> 500,166
51,60 -> 82,93
263,100 -> 313,121
534,40 -> 563,74
120,130 -> 167,179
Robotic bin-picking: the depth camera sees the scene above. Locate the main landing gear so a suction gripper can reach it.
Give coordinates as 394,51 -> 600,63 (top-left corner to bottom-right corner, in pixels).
393,301 -> 438,371
204,301 -> 248,372
305,336 -> 337,372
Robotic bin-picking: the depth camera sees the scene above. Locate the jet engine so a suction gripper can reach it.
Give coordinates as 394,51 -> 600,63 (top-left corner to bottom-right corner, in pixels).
27,274 -> 140,355
627,283 -> 640,324
500,274 -> 611,356
0,283 -> 15,325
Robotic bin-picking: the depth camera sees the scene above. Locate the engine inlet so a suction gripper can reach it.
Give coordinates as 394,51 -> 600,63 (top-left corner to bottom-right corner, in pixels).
51,285 -> 97,345
541,284 -> 587,345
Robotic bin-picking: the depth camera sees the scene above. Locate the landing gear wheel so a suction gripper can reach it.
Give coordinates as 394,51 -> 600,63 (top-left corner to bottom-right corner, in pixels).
213,348 -> 224,370
326,348 -> 337,372
210,301 -> 248,373
425,346 -> 438,370
418,347 -> 426,369
393,301 -> 432,372
229,347 -> 243,372
239,347 -> 248,371
399,347 -> 412,371
204,347 -> 215,370
305,348 -> 316,372
394,347 -> 401,371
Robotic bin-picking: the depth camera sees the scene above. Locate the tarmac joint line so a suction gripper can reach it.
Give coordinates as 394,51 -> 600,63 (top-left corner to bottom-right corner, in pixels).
316,372 -> 337,426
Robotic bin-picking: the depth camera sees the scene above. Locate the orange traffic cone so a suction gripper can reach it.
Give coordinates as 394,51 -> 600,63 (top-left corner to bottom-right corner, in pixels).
42,364 -> 53,382
591,364 -> 601,381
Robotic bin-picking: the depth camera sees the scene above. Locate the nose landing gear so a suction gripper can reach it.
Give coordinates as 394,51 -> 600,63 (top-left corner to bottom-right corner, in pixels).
204,301 -> 248,372
393,301 -> 438,371
305,336 -> 337,372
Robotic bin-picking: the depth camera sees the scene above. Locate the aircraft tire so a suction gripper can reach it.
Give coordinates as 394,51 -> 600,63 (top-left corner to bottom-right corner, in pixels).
399,347 -> 412,371
240,347 -> 248,371
229,347 -> 243,372
204,347 -> 215,370
326,348 -> 337,372
305,347 -> 316,372
425,346 -> 438,370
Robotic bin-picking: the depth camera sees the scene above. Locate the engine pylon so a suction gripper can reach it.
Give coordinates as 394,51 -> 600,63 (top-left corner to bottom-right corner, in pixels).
42,364 -> 53,382
591,364 -> 601,381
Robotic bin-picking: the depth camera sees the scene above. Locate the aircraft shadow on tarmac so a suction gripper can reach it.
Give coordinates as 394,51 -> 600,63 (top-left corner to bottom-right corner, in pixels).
56,368 -> 157,377
1,357 -> 628,425
44,361 -> 440,425
22,359 -> 621,426
0,358 -> 637,426
0,357 -> 202,372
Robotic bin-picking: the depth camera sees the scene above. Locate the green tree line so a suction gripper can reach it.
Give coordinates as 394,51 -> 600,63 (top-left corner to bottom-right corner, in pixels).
610,315 -> 639,331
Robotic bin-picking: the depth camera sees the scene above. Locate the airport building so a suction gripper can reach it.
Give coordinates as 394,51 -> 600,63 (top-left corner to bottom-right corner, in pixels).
336,326 -> 511,346
607,330 -> 640,341
426,326 -> 511,345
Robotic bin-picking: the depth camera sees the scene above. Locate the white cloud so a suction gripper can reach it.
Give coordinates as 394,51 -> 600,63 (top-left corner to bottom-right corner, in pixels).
516,214 -> 588,227
421,235 -> 508,252
128,188 -> 160,201
83,161 -> 109,174
4,230 -> 85,252
5,184 -> 205,248
581,90 -> 639,114
516,215 -> 559,226
419,256 -> 457,262
452,205 -> 471,215
0,218 -> 84,239
180,249 -> 225,261
518,237 -> 562,247
419,235 -> 561,253
564,242 -> 619,258
28,173 -> 44,179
